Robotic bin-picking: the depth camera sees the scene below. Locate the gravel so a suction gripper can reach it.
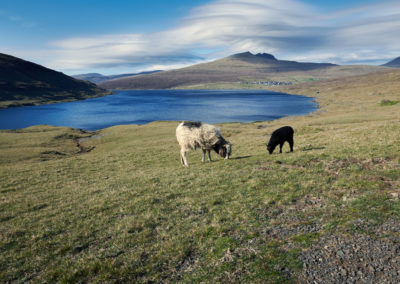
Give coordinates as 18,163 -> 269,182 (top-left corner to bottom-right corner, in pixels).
299,220 -> 400,283
261,216 -> 400,282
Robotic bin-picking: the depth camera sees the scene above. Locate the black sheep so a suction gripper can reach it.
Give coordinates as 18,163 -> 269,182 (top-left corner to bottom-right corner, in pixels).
266,126 -> 294,154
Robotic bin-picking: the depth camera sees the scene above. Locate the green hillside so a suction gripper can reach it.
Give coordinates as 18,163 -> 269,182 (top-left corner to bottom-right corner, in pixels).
0,53 -> 111,108
1,69 -> 400,282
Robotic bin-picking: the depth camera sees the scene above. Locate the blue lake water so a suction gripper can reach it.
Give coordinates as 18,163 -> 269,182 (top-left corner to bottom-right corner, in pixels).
0,89 -> 317,130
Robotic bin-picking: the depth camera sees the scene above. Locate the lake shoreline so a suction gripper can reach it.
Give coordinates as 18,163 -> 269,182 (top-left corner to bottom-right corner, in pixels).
0,89 -> 317,131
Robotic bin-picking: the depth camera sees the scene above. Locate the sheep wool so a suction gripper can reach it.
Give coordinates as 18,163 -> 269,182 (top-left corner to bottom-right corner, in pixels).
176,121 -> 231,167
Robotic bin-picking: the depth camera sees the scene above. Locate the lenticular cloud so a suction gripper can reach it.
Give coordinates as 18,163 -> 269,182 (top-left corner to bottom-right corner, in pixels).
48,0 -> 400,72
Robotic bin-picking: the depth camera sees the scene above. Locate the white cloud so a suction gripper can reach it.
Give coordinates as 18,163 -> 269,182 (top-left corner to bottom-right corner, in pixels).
1,12 -> 36,29
8,15 -> 22,22
36,0 -> 400,73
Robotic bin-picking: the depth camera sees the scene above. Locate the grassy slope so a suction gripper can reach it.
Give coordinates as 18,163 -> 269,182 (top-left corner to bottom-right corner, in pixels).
0,53 -> 111,108
99,54 -> 389,90
1,69 -> 400,282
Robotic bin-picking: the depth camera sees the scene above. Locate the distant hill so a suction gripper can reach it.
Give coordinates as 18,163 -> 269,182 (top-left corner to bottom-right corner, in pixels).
382,57 -> 400,68
0,53 -> 111,108
99,52 -> 388,90
73,70 -> 162,84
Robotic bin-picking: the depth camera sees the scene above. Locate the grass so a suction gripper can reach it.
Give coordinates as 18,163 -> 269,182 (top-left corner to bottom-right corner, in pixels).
380,99 -> 400,106
1,69 -> 400,282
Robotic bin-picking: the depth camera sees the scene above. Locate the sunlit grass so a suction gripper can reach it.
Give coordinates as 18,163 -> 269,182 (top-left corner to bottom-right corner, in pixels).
1,69 -> 400,282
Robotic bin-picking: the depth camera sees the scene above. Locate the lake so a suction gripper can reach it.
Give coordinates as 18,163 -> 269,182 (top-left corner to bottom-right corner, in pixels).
0,89 -> 317,130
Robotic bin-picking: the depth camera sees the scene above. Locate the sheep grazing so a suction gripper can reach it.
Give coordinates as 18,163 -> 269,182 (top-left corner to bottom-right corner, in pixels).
176,121 -> 232,167
266,126 -> 294,154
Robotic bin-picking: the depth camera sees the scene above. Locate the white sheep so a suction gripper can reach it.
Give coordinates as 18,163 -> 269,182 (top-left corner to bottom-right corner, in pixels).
176,121 -> 232,167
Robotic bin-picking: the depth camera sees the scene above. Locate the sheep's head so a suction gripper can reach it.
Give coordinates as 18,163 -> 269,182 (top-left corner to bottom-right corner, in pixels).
266,143 -> 275,154
218,142 -> 231,159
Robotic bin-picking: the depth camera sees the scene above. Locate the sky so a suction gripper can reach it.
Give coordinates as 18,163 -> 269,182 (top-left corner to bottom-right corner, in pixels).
1,0 -> 399,75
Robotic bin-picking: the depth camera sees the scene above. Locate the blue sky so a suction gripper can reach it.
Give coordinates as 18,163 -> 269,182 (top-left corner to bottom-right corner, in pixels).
1,0 -> 399,74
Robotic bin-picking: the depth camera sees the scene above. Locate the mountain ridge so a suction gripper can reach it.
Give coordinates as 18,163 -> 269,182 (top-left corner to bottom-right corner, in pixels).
73,70 -> 162,84
382,57 -> 400,68
230,51 -> 278,62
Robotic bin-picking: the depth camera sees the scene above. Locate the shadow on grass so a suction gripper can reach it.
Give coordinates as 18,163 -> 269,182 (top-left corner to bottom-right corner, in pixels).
301,147 -> 325,152
230,155 -> 252,160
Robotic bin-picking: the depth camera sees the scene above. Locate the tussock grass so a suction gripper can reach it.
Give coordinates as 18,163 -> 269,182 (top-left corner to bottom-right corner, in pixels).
1,69 -> 400,282
380,99 -> 399,106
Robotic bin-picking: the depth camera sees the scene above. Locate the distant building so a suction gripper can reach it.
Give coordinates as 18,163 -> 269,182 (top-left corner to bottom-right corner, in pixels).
242,81 -> 293,86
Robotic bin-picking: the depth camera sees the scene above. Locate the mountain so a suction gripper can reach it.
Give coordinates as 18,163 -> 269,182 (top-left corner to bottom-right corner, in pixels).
0,53 -> 111,108
73,70 -> 162,84
382,57 -> 400,68
99,52 -> 388,90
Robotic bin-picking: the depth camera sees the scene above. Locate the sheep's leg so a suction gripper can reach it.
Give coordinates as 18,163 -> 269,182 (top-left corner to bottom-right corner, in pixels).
207,150 -> 212,162
288,138 -> 294,152
202,149 -> 206,162
181,149 -> 189,167
279,143 -> 283,153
